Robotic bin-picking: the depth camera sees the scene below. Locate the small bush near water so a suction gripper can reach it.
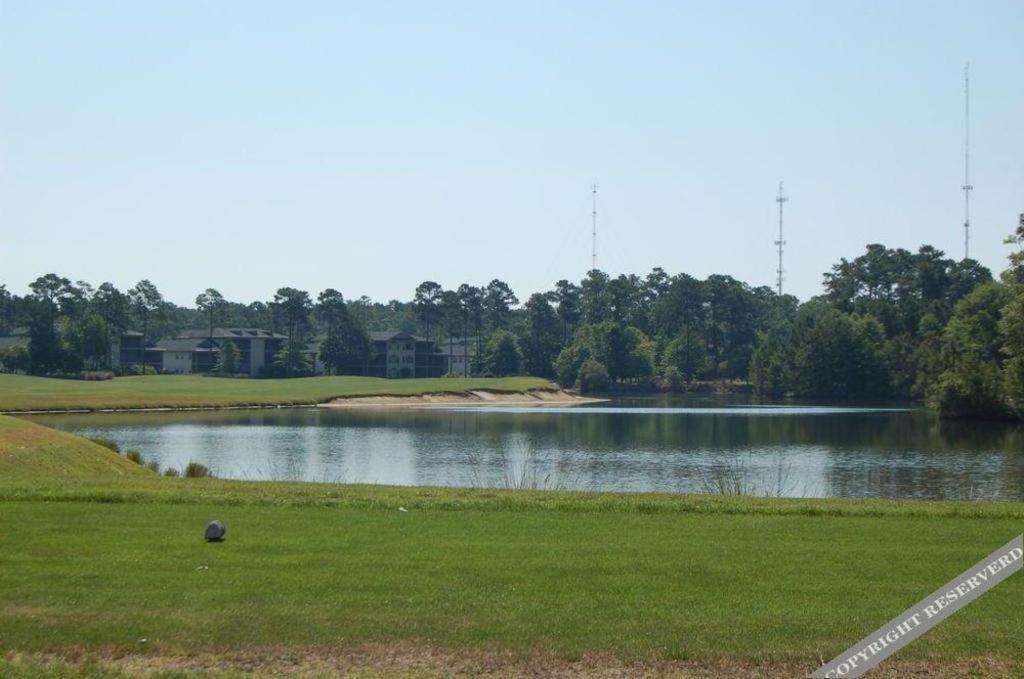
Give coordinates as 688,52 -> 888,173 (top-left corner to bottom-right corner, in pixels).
163,467 -> 180,477
125,449 -> 144,465
184,462 -> 212,478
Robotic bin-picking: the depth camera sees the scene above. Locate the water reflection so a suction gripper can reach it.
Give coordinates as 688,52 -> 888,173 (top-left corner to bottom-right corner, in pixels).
25,396 -> 1024,500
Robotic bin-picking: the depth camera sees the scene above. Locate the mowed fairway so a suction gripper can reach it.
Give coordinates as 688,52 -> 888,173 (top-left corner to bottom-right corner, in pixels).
1,499 -> 1023,674
0,373 -> 554,412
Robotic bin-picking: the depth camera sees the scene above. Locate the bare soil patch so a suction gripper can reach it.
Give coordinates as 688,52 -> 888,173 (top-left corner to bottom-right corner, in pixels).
7,645 -> 1021,678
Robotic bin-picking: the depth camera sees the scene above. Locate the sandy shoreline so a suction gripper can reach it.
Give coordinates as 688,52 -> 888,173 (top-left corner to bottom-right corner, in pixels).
0,390 -> 604,415
321,389 -> 606,409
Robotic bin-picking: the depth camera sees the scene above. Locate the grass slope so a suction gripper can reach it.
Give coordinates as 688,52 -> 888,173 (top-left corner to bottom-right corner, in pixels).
0,415 -> 150,479
0,374 -> 555,412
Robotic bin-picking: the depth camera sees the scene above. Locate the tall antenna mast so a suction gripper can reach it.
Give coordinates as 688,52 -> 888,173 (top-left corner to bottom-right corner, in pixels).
591,183 -> 598,271
775,181 -> 788,296
962,62 -> 973,260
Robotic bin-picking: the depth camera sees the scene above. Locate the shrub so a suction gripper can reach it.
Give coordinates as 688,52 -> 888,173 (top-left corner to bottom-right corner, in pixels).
0,346 -> 30,373
49,370 -> 115,381
663,365 -> 686,392
206,372 -> 248,379
554,342 -> 588,387
88,437 -> 120,453
120,364 -> 157,376
146,461 -> 160,474
483,330 -> 523,376
216,339 -> 240,374
577,357 -> 610,393
125,449 -> 144,465
273,339 -> 313,377
555,322 -> 654,386
163,467 -> 181,477
663,326 -> 710,381
931,360 -> 1007,420
79,370 -> 115,381
184,462 -> 212,478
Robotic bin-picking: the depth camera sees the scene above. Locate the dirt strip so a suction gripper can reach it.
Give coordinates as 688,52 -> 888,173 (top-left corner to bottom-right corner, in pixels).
5,645 -> 1020,678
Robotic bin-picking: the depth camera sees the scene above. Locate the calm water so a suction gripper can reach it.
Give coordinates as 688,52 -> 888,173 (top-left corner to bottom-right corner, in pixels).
27,394 -> 1024,500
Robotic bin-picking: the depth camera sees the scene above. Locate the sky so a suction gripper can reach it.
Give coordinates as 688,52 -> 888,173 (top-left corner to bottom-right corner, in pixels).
1,1 -> 1022,306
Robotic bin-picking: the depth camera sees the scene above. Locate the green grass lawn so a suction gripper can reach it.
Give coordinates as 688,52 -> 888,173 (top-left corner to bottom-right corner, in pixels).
0,373 -> 555,412
2,493 -> 1022,678
1,415 -> 1022,678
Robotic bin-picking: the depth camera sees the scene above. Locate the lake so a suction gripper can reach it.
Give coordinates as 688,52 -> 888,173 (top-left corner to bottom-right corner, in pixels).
28,394 -> 1024,500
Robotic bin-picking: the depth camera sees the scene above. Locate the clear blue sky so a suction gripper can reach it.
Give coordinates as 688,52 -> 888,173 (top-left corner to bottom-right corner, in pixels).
2,1 -> 1022,306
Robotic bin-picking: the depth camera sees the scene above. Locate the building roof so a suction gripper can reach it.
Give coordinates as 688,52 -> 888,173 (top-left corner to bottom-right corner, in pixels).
154,338 -> 217,352
369,330 -> 429,343
179,327 -> 287,340
438,337 -> 477,347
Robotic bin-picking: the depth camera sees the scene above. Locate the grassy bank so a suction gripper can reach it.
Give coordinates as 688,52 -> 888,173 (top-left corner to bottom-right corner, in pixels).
1,417 -> 1022,678
0,374 -> 555,412
0,415 -> 151,479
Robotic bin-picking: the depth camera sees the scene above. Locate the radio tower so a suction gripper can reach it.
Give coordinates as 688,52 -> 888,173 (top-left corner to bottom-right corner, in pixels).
961,62 -> 973,260
591,183 -> 598,271
775,181 -> 788,296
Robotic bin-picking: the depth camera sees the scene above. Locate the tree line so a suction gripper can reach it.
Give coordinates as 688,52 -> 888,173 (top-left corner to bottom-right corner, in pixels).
5,216 -> 1024,421
0,270 -> 793,382
750,216 -> 1024,420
